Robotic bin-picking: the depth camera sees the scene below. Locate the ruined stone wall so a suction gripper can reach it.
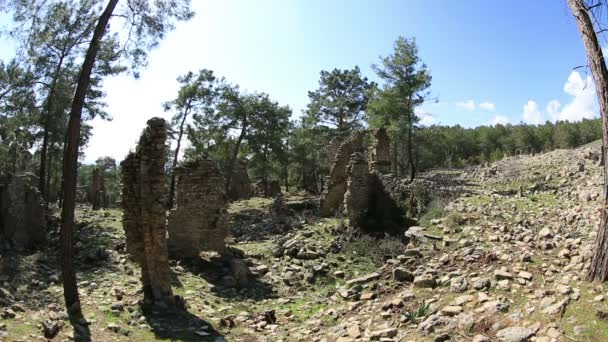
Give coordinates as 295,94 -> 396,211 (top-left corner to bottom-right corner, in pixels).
167,158 -> 228,257
228,161 -> 253,201
121,118 -> 174,308
319,131 -> 366,217
0,173 -> 46,250
369,128 -> 391,174
343,152 -> 370,229
253,179 -> 281,198
89,168 -> 106,210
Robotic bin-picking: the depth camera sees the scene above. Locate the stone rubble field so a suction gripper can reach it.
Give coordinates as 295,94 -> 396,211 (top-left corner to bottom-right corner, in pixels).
2,141 -> 608,341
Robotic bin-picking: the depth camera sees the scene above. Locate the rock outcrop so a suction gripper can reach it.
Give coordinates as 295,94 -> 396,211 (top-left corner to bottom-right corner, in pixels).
167,158 -> 228,258
121,117 -> 175,308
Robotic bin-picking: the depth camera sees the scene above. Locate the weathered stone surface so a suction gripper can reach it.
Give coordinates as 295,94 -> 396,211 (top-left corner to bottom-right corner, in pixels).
121,117 -> 174,308
495,326 -> 534,342
88,167 -> 106,210
0,173 -> 46,250
167,158 -> 228,257
344,152 -> 370,229
319,131 -> 365,217
369,127 -> 391,174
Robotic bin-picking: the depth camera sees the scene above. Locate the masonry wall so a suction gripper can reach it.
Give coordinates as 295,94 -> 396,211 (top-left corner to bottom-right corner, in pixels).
167,158 -> 228,257
121,117 -> 174,308
369,128 -> 391,174
0,173 -> 46,250
343,152 -> 370,229
319,131 -> 366,217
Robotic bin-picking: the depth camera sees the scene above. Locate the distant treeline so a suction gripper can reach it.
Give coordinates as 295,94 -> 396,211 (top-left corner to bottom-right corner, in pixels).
414,118 -> 602,171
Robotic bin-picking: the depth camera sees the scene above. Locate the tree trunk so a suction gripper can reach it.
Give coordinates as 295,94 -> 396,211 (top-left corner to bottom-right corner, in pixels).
167,105 -> 190,209
392,137 -> 399,176
568,0 -> 608,282
407,123 -> 416,182
39,56 -> 66,200
46,141 -> 54,207
60,0 -> 118,313
224,118 -> 247,194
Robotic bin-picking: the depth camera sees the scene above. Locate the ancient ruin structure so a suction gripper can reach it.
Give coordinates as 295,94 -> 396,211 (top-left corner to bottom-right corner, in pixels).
343,152 -> 370,229
369,128 -> 391,174
167,158 -> 228,257
319,129 -> 413,233
228,161 -> 253,201
270,193 -> 290,225
319,131 -> 366,217
89,167 -> 106,210
253,179 -> 281,198
121,118 -> 175,308
0,173 -> 46,250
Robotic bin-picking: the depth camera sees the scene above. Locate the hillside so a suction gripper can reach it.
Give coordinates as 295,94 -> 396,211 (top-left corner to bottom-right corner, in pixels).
1,142 -> 607,342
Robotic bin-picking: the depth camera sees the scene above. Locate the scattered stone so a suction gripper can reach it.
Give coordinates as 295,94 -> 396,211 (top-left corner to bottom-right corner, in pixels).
495,326 -> 534,342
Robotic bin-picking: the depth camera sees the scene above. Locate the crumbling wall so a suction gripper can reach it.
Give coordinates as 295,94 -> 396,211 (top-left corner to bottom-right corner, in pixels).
228,161 -> 253,201
167,158 -> 228,258
0,173 -> 46,250
369,128 -> 391,174
253,179 -> 281,198
121,118 -> 175,308
89,168 -> 106,210
343,152 -> 370,229
319,131 -> 366,217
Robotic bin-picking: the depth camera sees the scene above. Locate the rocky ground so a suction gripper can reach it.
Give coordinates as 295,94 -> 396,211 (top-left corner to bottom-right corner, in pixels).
2,141 -> 608,341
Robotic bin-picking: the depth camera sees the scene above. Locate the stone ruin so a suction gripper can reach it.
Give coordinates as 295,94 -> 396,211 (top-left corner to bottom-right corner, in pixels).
121,118 -> 175,308
369,128 -> 391,173
227,161 -> 253,201
319,131 -> 366,217
167,158 -> 228,258
0,173 -> 46,250
319,128 -> 413,233
88,167 -> 107,210
253,179 -> 281,198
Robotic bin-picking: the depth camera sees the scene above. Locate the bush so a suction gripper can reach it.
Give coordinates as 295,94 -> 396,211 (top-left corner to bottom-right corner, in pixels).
342,233 -> 405,267
418,198 -> 447,227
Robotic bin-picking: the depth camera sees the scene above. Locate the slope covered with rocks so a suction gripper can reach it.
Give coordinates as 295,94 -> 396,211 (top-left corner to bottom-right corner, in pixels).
1,142 -> 607,342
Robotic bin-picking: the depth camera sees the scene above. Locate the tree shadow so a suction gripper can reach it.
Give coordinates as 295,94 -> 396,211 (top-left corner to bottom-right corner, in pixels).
178,250 -> 278,302
141,303 -> 224,342
68,312 -> 93,342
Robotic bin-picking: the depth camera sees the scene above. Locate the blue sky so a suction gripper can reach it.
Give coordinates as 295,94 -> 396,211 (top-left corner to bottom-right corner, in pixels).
0,1 -> 600,162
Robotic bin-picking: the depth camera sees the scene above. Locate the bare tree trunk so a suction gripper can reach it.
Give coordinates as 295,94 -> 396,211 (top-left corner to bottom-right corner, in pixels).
225,118 -> 247,194
60,0 -> 118,312
568,0 -> 608,282
39,57 -> 66,200
46,141 -> 54,207
167,105 -> 190,209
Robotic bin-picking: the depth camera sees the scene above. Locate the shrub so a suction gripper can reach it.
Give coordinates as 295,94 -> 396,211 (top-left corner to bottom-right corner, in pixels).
341,233 -> 405,267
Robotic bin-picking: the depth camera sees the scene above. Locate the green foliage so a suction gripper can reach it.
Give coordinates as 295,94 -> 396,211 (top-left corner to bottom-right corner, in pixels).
342,233 -> 405,267
418,199 -> 447,227
368,36 -> 432,179
305,66 -> 374,135
403,303 -> 431,323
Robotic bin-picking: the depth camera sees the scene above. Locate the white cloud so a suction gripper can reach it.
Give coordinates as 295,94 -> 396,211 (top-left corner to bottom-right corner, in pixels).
416,109 -> 436,126
491,115 -> 510,126
456,99 -> 476,111
521,100 -> 544,125
546,100 -> 561,120
479,101 -> 496,111
522,71 -> 598,125
556,71 -> 597,121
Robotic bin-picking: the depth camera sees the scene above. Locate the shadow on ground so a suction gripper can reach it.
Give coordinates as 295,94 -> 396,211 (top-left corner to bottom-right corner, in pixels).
141,304 -> 224,342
